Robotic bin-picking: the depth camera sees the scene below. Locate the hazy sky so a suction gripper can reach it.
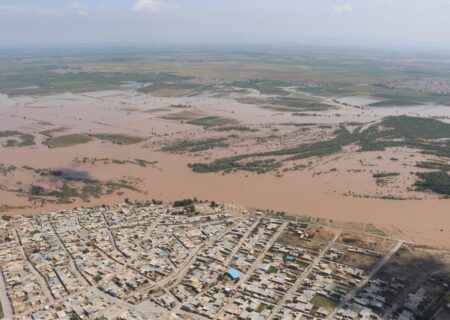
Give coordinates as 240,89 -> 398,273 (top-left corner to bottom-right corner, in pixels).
1,0 -> 450,49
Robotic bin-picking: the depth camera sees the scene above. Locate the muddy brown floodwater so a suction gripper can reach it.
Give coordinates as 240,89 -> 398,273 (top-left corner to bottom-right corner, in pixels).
0,91 -> 449,249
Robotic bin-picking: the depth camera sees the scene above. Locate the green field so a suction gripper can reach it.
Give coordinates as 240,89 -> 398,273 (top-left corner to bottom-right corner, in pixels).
368,99 -> 422,107
416,161 -> 450,172
187,116 -> 238,127
213,125 -> 258,132
0,131 -> 35,147
1,48 -> 450,106
45,134 -> 93,148
162,137 -> 230,153
30,179 -> 140,203
373,172 -> 400,178
238,95 -> 334,112
160,110 -> 204,121
190,116 -> 450,176
0,164 -> 17,176
91,133 -> 146,145
415,171 -> 450,195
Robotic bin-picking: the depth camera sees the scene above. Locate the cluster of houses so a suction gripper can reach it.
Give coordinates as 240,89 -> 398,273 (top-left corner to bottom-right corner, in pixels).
0,202 -> 448,319
27,291 -> 145,320
1,243 -> 48,315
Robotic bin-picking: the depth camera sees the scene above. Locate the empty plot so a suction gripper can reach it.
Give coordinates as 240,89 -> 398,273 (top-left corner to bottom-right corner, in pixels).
337,231 -> 396,253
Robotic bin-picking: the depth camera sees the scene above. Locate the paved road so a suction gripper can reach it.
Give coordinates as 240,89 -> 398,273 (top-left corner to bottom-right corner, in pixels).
94,243 -> 156,284
171,217 -> 263,315
267,230 -> 342,320
50,213 -> 243,318
13,229 -> 55,302
131,218 -> 243,297
216,221 -> 288,318
326,240 -> 404,319
223,219 -> 260,266
160,219 -> 244,291
49,222 -> 92,287
92,287 -> 162,319
49,221 -> 163,318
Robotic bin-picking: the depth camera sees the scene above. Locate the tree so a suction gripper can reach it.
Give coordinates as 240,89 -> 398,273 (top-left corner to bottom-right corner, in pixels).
30,185 -> 45,196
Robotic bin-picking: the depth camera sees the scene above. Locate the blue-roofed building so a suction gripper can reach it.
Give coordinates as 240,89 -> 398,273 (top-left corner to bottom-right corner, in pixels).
227,268 -> 240,280
285,255 -> 295,262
